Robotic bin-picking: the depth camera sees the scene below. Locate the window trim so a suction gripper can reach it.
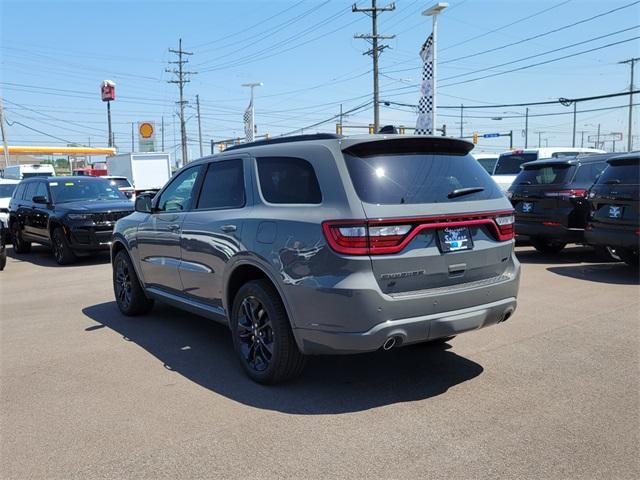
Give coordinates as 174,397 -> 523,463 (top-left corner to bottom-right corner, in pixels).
153,165 -> 204,213
193,158 -> 247,212
253,156 -> 323,207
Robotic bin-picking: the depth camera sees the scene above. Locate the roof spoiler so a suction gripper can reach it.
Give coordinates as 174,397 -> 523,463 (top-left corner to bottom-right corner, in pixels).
342,136 -> 473,157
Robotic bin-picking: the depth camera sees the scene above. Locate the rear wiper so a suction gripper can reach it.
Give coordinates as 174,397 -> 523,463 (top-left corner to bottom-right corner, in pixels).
447,187 -> 485,198
603,179 -> 621,184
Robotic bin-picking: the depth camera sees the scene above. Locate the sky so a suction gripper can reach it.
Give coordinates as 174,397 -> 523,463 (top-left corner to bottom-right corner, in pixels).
1,0 -> 639,161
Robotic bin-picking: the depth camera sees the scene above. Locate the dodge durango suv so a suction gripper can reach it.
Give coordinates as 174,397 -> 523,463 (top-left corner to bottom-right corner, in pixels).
111,134 -> 521,383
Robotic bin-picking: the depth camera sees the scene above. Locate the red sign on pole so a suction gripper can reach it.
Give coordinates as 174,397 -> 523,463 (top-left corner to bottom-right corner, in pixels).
101,80 -> 116,102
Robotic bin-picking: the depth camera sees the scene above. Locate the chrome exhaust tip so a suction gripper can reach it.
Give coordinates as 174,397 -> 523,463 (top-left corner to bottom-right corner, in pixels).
382,336 -> 397,351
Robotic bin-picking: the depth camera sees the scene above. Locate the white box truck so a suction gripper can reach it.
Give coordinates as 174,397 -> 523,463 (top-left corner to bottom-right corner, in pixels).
106,153 -> 172,194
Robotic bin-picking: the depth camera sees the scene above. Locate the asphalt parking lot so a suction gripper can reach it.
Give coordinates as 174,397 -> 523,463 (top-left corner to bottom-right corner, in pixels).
1,245 -> 638,479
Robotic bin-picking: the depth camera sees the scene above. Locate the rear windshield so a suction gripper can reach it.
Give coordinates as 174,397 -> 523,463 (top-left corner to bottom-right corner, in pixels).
514,164 -> 572,185
495,153 -> 538,175
23,172 -> 51,178
344,153 -> 502,204
0,184 -> 17,197
477,158 -> 498,174
596,162 -> 640,185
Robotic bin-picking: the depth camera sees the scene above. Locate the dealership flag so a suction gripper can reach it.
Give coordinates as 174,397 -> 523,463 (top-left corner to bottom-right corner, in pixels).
244,99 -> 254,142
415,33 -> 434,135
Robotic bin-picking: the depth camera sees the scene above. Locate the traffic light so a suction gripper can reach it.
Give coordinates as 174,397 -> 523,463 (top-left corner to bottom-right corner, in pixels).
441,124 -> 447,137
336,123 -> 343,135
472,131 -> 478,144
368,124 -> 375,134
398,126 -> 405,135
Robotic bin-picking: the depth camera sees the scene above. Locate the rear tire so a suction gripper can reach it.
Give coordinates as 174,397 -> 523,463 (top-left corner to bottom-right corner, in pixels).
113,250 -> 154,315
616,248 -> 639,268
52,227 -> 77,265
11,222 -> 31,254
530,237 -> 566,254
230,280 -> 306,384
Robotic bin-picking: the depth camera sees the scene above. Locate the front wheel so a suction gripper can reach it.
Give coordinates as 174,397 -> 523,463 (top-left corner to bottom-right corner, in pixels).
52,227 -> 77,265
530,237 -> 566,254
230,280 -> 306,384
113,250 -> 154,315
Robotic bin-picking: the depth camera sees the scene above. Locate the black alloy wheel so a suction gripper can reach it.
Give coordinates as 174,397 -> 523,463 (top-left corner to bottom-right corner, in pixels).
11,222 -> 31,254
112,250 -> 154,315
51,227 -> 76,265
115,256 -> 133,311
236,296 -> 275,373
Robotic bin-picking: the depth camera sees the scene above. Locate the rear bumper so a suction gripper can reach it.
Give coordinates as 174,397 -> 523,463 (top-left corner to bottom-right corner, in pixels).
515,220 -> 583,242
584,225 -> 639,251
295,297 -> 517,355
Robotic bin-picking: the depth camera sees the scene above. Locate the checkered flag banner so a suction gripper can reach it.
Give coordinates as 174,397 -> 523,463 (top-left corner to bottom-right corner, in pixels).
415,33 -> 434,135
244,99 -> 254,142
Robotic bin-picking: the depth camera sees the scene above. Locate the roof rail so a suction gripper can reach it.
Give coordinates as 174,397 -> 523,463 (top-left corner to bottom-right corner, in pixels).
224,133 -> 342,152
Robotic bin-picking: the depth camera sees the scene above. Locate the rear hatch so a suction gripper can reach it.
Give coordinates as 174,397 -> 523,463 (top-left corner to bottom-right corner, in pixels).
509,162 -> 576,226
589,158 -> 639,229
492,151 -> 538,191
331,138 -> 514,295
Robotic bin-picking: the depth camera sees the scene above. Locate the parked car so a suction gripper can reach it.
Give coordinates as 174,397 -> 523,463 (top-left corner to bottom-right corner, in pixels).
0,221 -> 6,271
507,153 -> 611,253
9,176 -> 134,265
0,179 -> 20,232
103,176 -> 135,200
585,152 -> 639,267
111,134 -> 520,384
473,152 -> 499,175
2,163 -> 56,180
493,147 -> 604,192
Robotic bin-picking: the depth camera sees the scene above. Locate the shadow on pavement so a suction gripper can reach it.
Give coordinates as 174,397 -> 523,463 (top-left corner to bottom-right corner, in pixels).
83,301 -> 484,415
6,244 -> 110,268
515,245 -> 615,265
547,263 -> 639,285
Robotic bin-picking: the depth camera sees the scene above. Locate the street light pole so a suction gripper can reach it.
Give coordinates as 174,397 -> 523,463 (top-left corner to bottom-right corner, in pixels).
423,2 -> 448,135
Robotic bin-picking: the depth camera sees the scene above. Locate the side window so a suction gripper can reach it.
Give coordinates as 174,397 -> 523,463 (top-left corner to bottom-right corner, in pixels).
196,159 -> 245,210
23,182 -> 38,202
14,183 -> 26,200
256,157 -> 322,204
35,182 -> 49,201
574,162 -> 607,184
156,166 -> 202,212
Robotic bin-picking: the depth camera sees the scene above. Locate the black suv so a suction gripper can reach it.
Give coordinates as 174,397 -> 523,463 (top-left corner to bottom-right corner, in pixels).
585,152 -> 639,267
9,176 -> 133,264
507,153 -> 610,253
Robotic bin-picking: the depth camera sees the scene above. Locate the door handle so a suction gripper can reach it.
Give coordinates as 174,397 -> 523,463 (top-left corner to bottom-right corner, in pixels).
220,224 -> 237,232
167,224 -> 181,232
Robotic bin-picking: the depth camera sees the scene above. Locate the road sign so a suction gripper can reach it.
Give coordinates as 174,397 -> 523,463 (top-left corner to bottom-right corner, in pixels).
138,121 -> 156,152
483,133 -> 500,138
587,132 -> 623,143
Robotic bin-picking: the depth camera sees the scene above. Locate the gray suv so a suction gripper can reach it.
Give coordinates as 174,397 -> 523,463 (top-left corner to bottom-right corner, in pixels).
111,134 -> 520,383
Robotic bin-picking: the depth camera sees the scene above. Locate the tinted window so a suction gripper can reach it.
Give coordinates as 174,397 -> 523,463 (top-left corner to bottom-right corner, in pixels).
477,158 -> 497,174
35,182 -> 50,201
495,153 -> 538,175
13,183 -> 26,200
0,183 -> 17,198
551,152 -> 580,159
107,178 -> 132,189
596,162 -> 639,185
196,160 -> 245,210
49,178 -> 125,203
514,164 -> 572,185
344,153 -> 502,204
23,182 -> 38,202
157,166 -> 201,212
257,157 -> 321,204
23,172 -> 51,178
572,162 -> 607,184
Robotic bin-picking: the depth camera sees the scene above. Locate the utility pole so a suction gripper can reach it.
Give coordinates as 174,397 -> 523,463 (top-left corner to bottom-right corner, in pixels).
196,94 -> 203,158
572,101 -> 577,147
353,0 -> 396,132
0,98 -> 10,167
537,131 -> 543,148
161,116 -> 165,151
597,123 -> 601,149
166,38 -> 195,165
524,107 -> 529,148
580,130 -> 585,148
459,104 -> 463,137
131,122 -> 135,152
619,57 -> 638,151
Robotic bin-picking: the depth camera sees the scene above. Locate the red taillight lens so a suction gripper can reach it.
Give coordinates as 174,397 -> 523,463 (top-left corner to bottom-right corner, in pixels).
323,211 -> 515,255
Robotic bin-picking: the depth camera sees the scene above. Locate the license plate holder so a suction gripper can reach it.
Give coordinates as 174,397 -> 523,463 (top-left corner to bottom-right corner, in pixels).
438,226 -> 473,253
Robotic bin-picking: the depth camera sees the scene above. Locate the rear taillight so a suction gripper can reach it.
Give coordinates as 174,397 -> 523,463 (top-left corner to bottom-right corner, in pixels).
545,189 -> 587,199
323,211 -> 515,255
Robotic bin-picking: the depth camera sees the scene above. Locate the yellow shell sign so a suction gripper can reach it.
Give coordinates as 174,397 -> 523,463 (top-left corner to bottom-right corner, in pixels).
139,122 -> 154,139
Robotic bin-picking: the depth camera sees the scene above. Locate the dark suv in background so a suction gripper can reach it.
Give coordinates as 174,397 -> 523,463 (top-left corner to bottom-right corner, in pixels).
507,153 -> 610,253
111,134 -> 520,384
585,152 -> 639,267
9,176 -> 133,265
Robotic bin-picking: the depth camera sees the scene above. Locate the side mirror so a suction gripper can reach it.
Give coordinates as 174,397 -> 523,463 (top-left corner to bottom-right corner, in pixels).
135,194 -> 153,213
32,195 -> 49,204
